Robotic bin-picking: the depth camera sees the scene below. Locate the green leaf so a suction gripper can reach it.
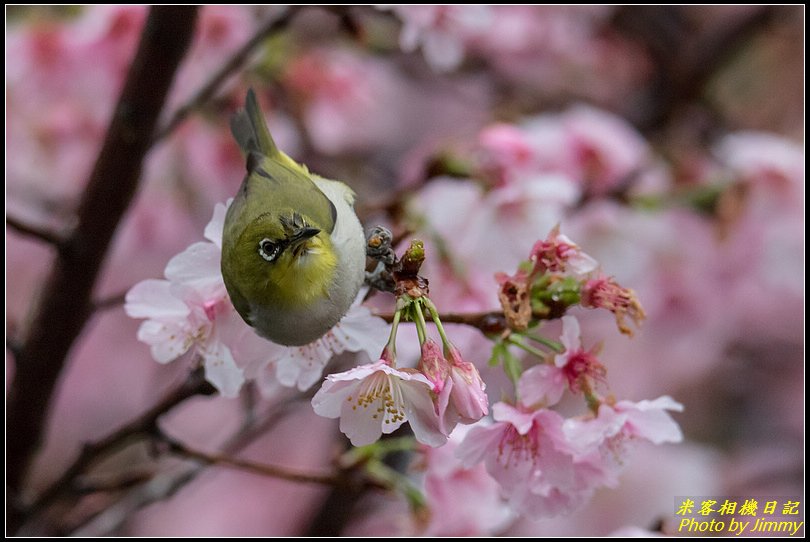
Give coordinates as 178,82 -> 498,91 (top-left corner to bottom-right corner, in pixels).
502,347 -> 523,384
488,341 -> 505,367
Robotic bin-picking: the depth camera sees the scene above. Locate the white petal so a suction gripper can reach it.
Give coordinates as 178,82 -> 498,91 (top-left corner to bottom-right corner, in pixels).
332,305 -> 389,358
400,380 -> 447,447
339,391 -> 390,446
555,315 -> 582,367
164,242 -> 224,296
202,342 -> 245,398
203,200 -> 231,247
312,378 -> 359,418
274,341 -> 332,390
125,279 -> 189,320
137,320 -> 189,363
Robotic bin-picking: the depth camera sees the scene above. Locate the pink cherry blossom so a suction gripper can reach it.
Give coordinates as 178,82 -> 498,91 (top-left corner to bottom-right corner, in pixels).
478,123 -> 537,185
553,315 -> 606,394
561,104 -> 649,195
516,365 -> 566,409
581,274 -> 646,336
421,425 -> 514,535
457,402 -> 600,518
563,396 -> 684,465
530,225 -> 598,276
416,338 -> 489,434
125,203 -> 246,397
388,6 -> 493,71
311,358 -> 446,447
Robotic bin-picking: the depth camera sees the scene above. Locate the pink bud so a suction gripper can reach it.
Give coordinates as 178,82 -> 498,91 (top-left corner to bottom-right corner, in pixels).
418,339 -> 450,393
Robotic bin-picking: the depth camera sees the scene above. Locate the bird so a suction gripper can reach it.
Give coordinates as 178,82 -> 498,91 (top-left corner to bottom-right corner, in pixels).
221,89 -> 366,346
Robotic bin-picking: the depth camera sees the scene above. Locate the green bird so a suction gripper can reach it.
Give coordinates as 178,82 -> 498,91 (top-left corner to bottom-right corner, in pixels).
221,90 -> 366,346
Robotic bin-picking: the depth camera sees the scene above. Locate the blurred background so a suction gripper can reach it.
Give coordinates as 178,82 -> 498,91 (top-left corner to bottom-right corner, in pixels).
5,5 -> 804,536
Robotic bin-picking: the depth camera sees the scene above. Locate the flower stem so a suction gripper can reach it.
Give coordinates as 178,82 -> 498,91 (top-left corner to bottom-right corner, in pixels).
507,335 -> 549,360
411,299 -> 428,345
386,309 -> 402,362
424,298 -> 452,349
525,333 -> 565,353
365,460 -> 426,512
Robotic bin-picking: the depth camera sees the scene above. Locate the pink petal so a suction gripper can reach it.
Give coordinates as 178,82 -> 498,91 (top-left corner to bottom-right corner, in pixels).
518,364 -> 565,408
492,402 -> 534,435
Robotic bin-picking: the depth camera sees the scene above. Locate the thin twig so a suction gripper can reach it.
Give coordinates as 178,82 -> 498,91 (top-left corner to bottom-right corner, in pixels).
6,214 -> 68,247
93,291 -> 128,312
21,368 -> 214,528
375,305 -> 568,336
157,430 -> 360,488
151,7 -> 301,143
6,11 -> 199,524
64,392 -> 313,535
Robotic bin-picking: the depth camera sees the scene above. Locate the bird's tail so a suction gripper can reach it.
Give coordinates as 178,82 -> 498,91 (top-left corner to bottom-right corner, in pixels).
231,89 -> 306,174
230,88 -> 278,156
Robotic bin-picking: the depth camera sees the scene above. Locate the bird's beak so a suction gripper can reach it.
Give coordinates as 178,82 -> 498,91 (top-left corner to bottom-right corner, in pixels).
289,226 -> 321,248
294,226 -> 320,241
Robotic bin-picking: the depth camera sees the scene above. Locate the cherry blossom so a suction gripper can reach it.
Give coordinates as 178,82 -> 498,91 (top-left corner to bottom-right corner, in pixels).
421,425 -> 514,535
530,225 -> 598,276
562,396 -> 684,474
388,6 -> 493,71
418,340 -> 488,435
311,356 -> 445,447
581,274 -> 646,336
457,402 -> 599,518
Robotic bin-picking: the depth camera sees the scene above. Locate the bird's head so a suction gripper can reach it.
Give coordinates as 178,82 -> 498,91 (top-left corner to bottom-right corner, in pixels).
223,209 -> 338,311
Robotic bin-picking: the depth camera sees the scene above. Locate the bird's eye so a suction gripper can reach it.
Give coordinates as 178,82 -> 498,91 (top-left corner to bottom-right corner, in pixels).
258,238 -> 280,262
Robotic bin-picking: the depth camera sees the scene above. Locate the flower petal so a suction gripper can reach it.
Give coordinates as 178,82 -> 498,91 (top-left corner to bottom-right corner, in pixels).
125,279 -> 189,320
202,342 -> 245,398
518,364 -> 565,408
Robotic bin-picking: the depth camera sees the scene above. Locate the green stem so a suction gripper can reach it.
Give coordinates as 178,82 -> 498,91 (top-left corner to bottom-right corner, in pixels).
411,299 -> 428,345
525,333 -> 565,353
424,298 -> 451,348
387,309 -> 402,354
339,436 -> 418,468
507,335 -> 550,360
365,460 -> 426,511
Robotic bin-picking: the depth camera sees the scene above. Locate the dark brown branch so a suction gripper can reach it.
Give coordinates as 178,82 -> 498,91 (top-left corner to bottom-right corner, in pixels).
6,214 -> 68,247
21,369 -> 214,526
157,431 -> 364,488
63,392 -> 312,535
6,7 -> 199,527
612,6 -> 777,132
152,7 -> 300,143
376,304 -> 568,336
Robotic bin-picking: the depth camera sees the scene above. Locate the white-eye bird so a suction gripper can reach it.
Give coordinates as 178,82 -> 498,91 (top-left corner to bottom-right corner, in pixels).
221,89 -> 366,346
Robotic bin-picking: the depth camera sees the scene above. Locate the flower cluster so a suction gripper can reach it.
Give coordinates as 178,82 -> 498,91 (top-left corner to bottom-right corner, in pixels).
126,204 -> 680,522
313,294 -> 488,447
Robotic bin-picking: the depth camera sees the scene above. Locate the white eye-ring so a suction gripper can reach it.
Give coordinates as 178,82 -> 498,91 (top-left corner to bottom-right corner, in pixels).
258,238 -> 280,262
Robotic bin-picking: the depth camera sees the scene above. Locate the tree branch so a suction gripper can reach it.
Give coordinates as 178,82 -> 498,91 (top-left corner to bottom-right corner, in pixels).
612,5 -> 778,132
375,304 -> 568,336
156,430 -> 365,489
6,8 -> 200,515
152,7 -> 300,143
63,391 -> 312,535
18,368 -> 214,530
6,214 -> 68,247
